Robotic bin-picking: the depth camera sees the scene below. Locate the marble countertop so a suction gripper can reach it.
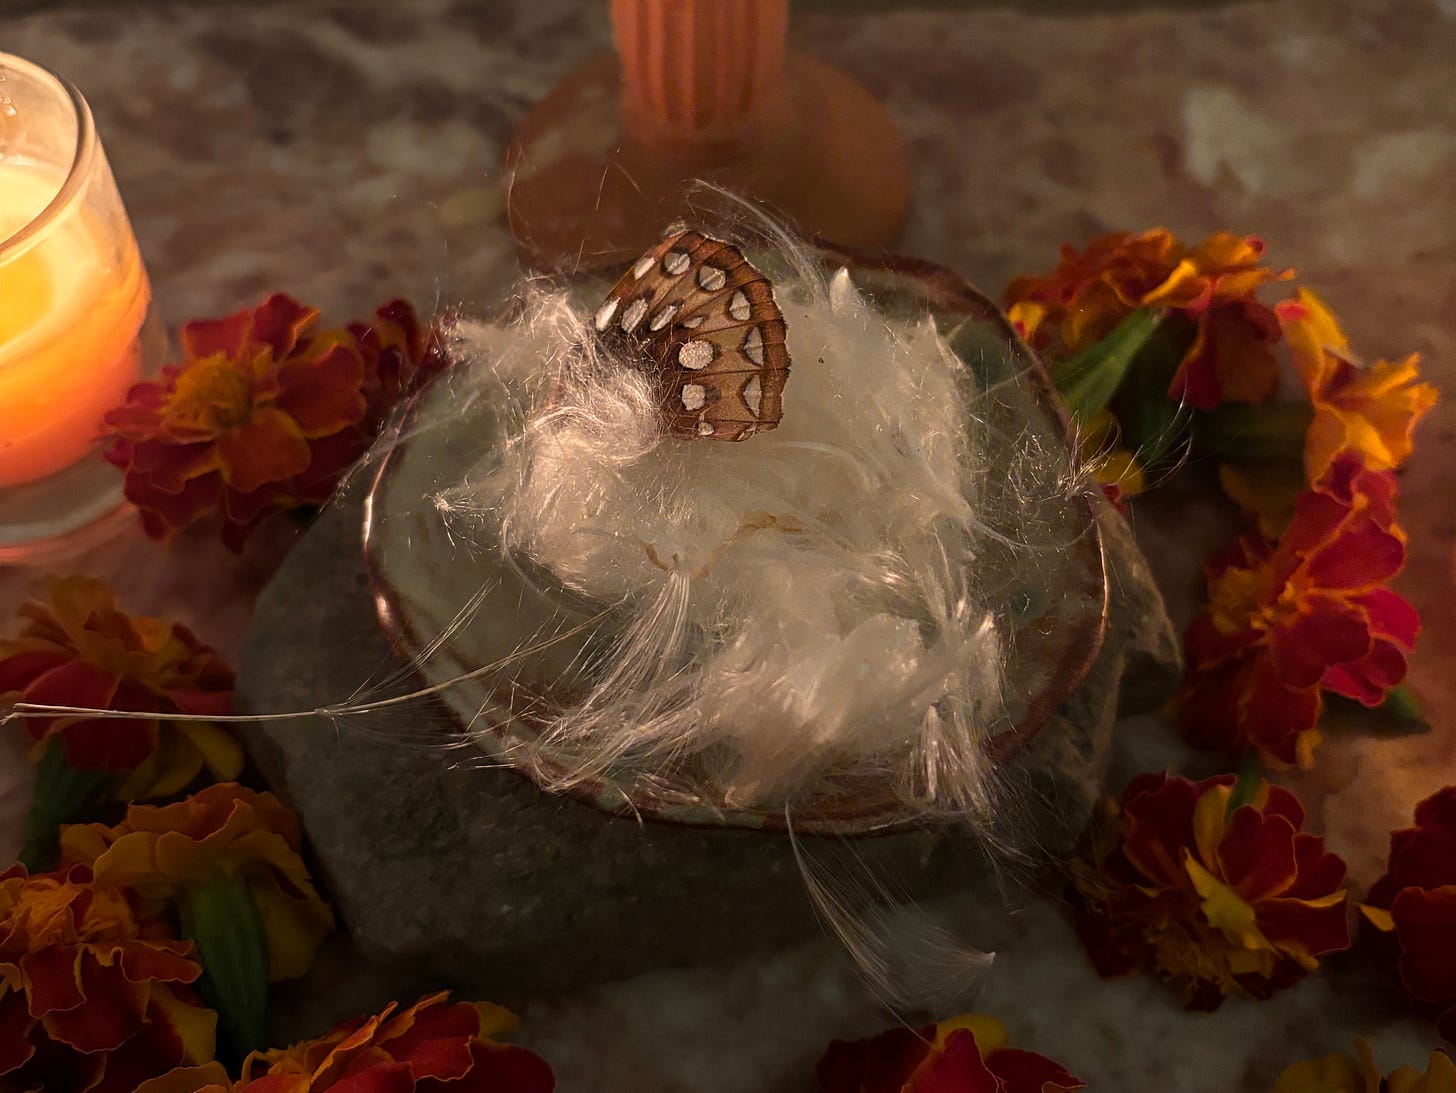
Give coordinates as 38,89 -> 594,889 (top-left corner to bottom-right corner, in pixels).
2,0 -> 1454,1088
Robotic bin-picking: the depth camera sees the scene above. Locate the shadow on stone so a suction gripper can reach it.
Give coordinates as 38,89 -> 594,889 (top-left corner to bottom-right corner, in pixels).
238,485 -> 1176,1010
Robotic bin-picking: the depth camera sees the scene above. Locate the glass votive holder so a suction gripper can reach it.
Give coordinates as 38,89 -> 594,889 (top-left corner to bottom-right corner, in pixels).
0,51 -> 162,561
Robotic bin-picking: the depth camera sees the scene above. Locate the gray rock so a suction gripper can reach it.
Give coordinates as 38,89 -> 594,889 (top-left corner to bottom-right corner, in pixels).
237,489 -> 1176,1003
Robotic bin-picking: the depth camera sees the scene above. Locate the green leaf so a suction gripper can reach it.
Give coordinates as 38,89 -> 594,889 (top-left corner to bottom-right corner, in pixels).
1323,688 -> 1431,738
18,736 -> 115,873
1378,684 -> 1428,727
1372,684 -> 1431,735
1050,308 -> 1164,423
181,871 -> 270,1061
1194,402 -> 1313,464
1109,316 -> 1199,474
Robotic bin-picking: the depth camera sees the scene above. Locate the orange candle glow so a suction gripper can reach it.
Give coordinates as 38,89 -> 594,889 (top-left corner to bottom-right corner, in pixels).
0,163 -> 149,488
1,51 -> 159,557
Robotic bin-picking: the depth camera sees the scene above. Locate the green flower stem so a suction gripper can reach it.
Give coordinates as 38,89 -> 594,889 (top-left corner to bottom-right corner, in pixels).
1226,752 -> 1265,817
1195,402 -> 1314,463
1050,308 -> 1165,424
181,871 -> 270,1060
18,736 -> 114,872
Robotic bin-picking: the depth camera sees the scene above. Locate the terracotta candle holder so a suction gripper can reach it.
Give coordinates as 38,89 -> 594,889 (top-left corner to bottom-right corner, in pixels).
504,0 -> 910,272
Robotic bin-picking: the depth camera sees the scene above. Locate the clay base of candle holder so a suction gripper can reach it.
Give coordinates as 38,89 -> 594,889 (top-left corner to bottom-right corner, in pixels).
504,53 -> 910,272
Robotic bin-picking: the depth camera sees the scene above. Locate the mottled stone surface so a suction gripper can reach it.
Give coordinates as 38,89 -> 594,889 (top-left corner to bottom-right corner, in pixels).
236,480 -> 1173,1000
1,0 -> 1453,1088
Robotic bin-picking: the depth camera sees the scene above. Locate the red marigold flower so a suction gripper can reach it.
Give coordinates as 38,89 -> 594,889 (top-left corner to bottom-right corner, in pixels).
1276,289 -> 1438,485
1004,229 -> 1291,410
349,299 -> 449,430
1360,786 -> 1456,1043
1177,453 -> 1419,765
103,293 -> 369,550
235,991 -> 554,1092
0,864 -> 216,1093
816,1014 -> 1083,1093
0,576 -> 238,797
1072,772 -> 1350,1010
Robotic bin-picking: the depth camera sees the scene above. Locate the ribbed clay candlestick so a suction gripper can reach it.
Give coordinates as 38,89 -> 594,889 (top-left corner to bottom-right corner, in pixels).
614,0 -> 788,158
505,0 -> 909,273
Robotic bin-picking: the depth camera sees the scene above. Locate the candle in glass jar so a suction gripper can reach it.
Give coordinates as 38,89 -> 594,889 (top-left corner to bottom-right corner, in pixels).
0,159 -> 149,488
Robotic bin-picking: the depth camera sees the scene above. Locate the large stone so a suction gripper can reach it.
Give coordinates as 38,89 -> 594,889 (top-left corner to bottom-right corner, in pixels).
237,489 -> 1176,1002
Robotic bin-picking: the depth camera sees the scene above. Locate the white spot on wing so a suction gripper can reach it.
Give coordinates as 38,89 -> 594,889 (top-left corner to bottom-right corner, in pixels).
743,326 -> 764,364
632,255 -> 655,279
681,384 -> 707,411
648,303 -> 680,331
729,291 -> 751,321
678,340 -> 714,370
743,375 -> 762,416
663,251 -> 691,276
698,266 -> 727,291
680,316 -> 705,330
621,298 -> 648,332
593,297 -> 619,331
697,420 -> 715,436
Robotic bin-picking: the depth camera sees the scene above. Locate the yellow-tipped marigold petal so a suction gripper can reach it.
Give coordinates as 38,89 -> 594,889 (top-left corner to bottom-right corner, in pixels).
474,1001 -> 520,1039
251,877 -> 335,982
133,1063 -> 235,1093
933,1014 -> 1008,1056
1388,1050 -> 1456,1093
1272,1050 -> 1371,1093
1357,904 -> 1396,933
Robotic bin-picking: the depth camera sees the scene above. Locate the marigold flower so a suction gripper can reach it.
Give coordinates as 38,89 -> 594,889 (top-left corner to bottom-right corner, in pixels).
134,1063 -> 235,1093
1005,229 -> 1291,410
1081,410 -> 1145,512
61,783 -> 334,983
1273,1039 -> 1456,1093
0,864 -> 216,1093
817,1014 -> 1083,1093
1177,453 -> 1418,765
104,293 -> 369,550
231,991 -> 555,1092
1360,787 -> 1456,1043
1276,289 -> 1438,485
349,298 -> 449,429
1072,772 -> 1349,1009
0,576 -> 238,798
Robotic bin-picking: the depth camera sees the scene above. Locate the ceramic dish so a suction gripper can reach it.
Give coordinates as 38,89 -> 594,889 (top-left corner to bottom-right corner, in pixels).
363,248 -> 1109,835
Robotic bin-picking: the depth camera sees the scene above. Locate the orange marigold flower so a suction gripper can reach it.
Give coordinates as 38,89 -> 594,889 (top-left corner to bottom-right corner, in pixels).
1072,772 -> 1349,1010
1273,1039 -> 1456,1093
1004,229 -> 1291,410
0,576 -> 239,798
227,991 -> 554,1092
60,783 -> 334,983
349,298 -> 449,430
103,293 -> 369,550
817,1014 -> 1083,1093
1177,453 -> 1418,765
1276,289 -> 1438,485
0,864 -> 216,1093
1360,787 -> 1456,1044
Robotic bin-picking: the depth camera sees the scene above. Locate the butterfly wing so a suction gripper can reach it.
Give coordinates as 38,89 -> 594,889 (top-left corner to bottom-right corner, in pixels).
594,229 -> 791,441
